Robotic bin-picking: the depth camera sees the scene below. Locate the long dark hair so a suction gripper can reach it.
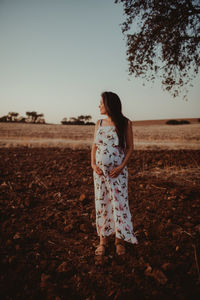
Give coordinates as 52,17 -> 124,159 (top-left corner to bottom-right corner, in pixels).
101,91 -> 128,149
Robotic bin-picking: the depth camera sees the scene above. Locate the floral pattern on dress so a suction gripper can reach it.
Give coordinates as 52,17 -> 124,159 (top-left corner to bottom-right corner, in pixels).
93,121 -> 138,244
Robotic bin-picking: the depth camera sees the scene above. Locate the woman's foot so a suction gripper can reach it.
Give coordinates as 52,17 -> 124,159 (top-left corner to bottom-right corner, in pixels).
115,239 -> 126,255
95,244 -> 107,256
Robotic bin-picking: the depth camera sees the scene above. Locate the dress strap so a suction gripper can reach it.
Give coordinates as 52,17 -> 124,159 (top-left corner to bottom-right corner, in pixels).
100,119 -> 103,126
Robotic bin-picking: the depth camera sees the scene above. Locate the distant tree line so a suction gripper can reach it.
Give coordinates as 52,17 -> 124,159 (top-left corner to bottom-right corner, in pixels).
61,115 -> 95,125
1,112 -> 197,125
0,112 -> 95,125
0,111 -> 45,124
166,119 -> 190,125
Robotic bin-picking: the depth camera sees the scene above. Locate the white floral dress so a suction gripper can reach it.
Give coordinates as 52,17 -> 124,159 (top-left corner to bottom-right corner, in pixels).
93,119 -> 138,244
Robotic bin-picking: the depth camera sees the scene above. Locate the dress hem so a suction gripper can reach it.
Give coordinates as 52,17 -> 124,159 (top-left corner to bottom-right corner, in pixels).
97,231 -> 139,245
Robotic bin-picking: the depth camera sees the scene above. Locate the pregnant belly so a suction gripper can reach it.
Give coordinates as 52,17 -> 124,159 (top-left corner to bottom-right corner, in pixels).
96,148 -> 124,171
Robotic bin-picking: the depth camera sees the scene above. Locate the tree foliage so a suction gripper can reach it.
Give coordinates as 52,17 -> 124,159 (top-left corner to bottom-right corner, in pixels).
115,0 -> 200,98
26,111 -> 44,123
0,111 -> 45,123
61,115 -> 94,125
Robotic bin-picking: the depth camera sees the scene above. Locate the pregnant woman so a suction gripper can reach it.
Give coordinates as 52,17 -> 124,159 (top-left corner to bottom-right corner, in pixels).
91,91 -> 138,256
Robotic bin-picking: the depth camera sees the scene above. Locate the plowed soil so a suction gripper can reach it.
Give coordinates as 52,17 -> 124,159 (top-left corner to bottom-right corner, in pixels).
0,148 -> 200,300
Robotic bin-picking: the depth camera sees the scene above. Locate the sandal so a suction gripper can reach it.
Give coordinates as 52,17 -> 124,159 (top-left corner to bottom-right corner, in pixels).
115,242 -> 126,256
95,243 -> 107,256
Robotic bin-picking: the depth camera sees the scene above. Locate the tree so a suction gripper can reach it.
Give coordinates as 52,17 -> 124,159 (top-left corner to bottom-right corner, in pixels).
77,115 -> 92,123
83,115 -> 92,122
7,112 -> 19,122
69,117 -> 79,123
0,115 -> 8,122
61,117 -> 68,125
26,111 -> 44,123
61,115 -> 94,125
115,0 -> 200,98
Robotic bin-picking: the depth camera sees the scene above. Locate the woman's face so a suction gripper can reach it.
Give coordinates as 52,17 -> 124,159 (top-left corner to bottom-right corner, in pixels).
99,97 -> 107,115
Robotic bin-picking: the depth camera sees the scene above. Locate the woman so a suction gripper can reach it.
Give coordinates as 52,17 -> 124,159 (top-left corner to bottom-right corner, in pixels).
91,91 -> 138,256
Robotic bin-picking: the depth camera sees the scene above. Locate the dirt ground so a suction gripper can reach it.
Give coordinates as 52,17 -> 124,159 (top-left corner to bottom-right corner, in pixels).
0,147 -> 200,299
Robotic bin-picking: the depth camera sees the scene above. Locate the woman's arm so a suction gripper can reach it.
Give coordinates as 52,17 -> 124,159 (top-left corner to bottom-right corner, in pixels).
109,119 -> 133,178
91,120 -> 103,175
120,119 -> 134,168
91,120 -> 99,168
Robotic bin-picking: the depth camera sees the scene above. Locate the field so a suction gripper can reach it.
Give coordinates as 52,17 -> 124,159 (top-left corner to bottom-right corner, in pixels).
0,122 -> 200,299
0,122 -> 200,149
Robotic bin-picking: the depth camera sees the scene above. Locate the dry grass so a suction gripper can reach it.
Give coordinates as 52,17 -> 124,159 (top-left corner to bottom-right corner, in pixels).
0,122 -> 199,150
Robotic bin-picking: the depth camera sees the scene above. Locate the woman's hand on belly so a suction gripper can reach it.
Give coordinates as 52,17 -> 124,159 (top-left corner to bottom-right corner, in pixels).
109,164 -> 124,178
92,163 -> 103,176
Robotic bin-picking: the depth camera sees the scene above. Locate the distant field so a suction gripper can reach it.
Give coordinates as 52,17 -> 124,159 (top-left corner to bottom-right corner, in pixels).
133,117 -> 199,126
0,122 -> 199,149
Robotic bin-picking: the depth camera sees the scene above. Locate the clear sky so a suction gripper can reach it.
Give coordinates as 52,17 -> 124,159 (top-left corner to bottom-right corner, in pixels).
0,0 -> 199,124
